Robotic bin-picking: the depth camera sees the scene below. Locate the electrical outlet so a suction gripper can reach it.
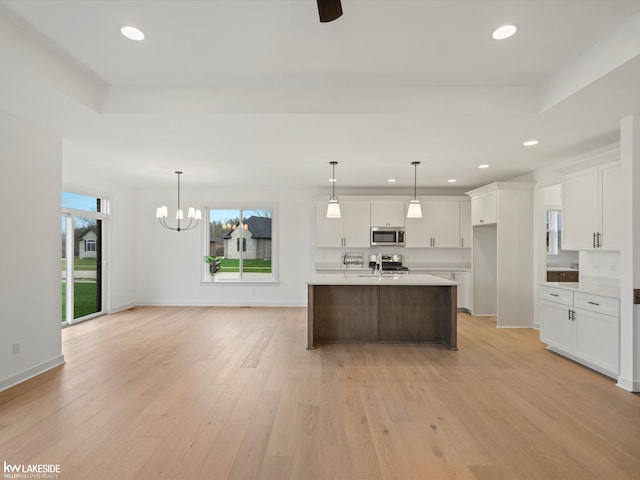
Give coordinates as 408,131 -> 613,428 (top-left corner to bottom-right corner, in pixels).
12,342 -> 20,355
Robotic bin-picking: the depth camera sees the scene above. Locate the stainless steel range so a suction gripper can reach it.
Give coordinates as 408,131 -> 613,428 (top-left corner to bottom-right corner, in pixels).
368,254 -> 410,273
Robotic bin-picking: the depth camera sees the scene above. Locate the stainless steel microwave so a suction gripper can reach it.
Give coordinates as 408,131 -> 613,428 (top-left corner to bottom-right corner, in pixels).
370,227 -> 405,246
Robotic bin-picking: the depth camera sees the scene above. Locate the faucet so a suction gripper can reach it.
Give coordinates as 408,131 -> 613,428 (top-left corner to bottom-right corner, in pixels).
375,253 -> 382,277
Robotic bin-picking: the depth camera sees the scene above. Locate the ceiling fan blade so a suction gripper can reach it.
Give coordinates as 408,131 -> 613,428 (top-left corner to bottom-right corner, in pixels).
317,0 -> 343,23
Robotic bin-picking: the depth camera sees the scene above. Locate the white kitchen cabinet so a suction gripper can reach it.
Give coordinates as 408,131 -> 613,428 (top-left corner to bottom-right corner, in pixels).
404,200 -> 461,248
316,201 -> 371,248
451,271 -> 469,310
539,285 -> 619,378
425,270 -> 469,310
471,190 -> 497,226
459,201 -> 471,248
370,201 -> 405,227
467,183 -> 533,327
599,162 -> 621,250
540,300 -> 575,353
574,307 -> 619,376
562,162 -> 620,250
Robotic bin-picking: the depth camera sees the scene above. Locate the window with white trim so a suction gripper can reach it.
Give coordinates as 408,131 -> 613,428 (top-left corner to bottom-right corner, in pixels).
205,207 -> 275,282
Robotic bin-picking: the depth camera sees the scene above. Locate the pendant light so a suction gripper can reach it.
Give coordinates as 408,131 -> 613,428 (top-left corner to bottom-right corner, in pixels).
326,161 -> 341,218
317,0 -> 343,23
407,161 -> 423,218
156,171 -> 202,232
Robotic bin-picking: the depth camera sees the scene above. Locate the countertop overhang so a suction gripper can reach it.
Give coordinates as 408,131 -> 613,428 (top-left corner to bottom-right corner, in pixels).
540,281 -> 619,299
307,273 -> 458,286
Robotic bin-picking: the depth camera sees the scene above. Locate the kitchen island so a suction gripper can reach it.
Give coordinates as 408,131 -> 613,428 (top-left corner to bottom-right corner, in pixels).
307,273 -> 458,350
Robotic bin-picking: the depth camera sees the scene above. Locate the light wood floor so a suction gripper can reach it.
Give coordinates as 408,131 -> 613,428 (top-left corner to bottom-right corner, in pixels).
1,307 -> 639,479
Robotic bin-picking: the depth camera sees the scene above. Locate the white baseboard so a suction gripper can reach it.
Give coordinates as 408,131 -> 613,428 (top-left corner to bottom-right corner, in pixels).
136,300 -> 307,307
616,376 -> 640,392
0,355 -> 65,392
108,302 -> 136,314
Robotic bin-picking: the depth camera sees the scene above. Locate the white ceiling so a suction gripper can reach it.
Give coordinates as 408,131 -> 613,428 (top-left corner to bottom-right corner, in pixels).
1,0 -> 640,190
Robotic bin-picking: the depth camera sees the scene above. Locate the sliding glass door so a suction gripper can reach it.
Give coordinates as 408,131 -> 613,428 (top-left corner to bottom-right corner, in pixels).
61,192 -> 106,325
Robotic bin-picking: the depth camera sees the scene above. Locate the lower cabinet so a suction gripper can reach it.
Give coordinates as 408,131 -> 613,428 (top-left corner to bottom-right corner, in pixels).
429,270 -> 470,311
546,270 -> 579,282
539,286 -> 619,378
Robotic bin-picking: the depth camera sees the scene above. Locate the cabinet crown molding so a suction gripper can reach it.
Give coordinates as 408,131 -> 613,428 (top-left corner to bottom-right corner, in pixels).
465,181 -> 533,197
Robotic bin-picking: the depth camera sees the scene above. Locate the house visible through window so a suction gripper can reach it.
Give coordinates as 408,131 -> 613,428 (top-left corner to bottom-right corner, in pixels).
207,207 -> 274,281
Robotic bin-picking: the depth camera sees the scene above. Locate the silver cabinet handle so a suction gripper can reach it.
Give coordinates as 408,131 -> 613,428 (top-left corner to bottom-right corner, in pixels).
568,309 -> 572,320
597,232 -> 601,248
593,232 -> 596,248
587,301 -> 600,306
550,293 -> 559,297
461,238 -> 464,247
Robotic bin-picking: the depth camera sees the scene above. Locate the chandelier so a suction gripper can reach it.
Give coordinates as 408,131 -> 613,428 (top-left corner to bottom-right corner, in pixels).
156,171 -> 202,232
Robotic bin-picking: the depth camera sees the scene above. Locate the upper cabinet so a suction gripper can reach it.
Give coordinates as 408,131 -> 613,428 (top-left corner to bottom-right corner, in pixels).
562,162 -> 620,250
370,201 -> 405,227
316,200 -> 371,248
316,196 -> 471,249
459,201 -> 471,248
470,190 -> 497,226
405,199 -> 469,248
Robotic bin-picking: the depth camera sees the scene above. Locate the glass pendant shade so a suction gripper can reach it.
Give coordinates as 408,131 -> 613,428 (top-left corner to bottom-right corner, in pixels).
326,161 -> 342,218
326,198 -> 341,218
407,199 -> 422,218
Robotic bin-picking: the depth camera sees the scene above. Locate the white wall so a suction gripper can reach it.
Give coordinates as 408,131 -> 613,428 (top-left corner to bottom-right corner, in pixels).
135,186 -> 313,306
0,112 -> 64,391
579,251 -> 620,286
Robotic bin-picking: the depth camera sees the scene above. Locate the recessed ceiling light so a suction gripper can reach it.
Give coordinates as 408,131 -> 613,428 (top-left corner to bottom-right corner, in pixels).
121,26 -> 145,41
523,139 -> 539,147
492,25 -> 517,40
387,178 -> 397,183
478,164 -> 490,169
448,179 -> 457,183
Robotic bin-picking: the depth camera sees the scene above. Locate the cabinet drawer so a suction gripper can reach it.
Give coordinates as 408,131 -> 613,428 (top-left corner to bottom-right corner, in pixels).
574,293 -> 619,317
540,286 -> 573,306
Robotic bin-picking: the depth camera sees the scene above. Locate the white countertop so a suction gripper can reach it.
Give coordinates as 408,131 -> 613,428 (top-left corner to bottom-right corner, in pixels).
314,263 -> 471,273
407,264 -> 471,272
546,267 -> 579,272
308,273 -> 458,286
540,281 -> 620,299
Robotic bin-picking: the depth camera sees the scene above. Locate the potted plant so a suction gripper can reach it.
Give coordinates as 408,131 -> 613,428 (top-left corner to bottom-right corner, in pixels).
204,256 -> 221,275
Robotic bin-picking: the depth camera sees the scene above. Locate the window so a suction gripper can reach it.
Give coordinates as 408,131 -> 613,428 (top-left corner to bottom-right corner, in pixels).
85,240 -> 97,252
206,207 -> 275,282
546,209 -> 561,255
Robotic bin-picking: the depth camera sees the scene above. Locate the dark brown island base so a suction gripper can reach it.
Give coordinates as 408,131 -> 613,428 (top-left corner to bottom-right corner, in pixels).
307,273 -> 458,350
